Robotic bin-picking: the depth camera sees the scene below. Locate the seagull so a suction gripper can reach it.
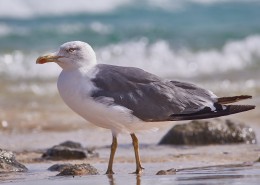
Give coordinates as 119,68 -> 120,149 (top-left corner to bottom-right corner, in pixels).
36,41 -> 255,174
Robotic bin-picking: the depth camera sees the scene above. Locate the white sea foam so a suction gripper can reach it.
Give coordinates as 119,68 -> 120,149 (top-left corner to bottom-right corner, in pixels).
0,0 -> 256,19
0,35 -> 259,80
0,51 -> 61,79
90,22 -> 113,35
148,0 -> 259,12
97,35 -> 260,78
0,0 -> 131,19
2,22 -> 111,37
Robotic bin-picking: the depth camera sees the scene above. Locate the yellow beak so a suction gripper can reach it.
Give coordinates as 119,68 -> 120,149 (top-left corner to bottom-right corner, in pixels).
36,53 -> 62,64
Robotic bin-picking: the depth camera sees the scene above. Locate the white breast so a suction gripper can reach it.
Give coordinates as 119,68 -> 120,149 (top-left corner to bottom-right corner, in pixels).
57,67 -> 146,135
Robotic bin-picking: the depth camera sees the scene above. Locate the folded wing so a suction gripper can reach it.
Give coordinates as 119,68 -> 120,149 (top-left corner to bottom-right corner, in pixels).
91,64 -> 255,122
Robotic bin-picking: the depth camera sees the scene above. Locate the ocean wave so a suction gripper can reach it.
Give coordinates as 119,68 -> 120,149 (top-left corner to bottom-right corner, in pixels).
0,21 -> 112,40
0,51 -> 61,79
0,24 -> 12,37
98,35 -> 260,78
0,35 -> 259,80
146,0 -> 259,11
0,0 -> 257,19
0,0 -> 131,19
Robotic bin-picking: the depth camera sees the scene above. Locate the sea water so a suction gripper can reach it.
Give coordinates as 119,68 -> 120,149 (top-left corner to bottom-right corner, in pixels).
0,0 -> 260,80
0,0 -> 259,147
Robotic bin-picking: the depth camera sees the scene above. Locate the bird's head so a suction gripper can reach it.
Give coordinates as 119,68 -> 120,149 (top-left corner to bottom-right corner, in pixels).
36,41 -> 96,70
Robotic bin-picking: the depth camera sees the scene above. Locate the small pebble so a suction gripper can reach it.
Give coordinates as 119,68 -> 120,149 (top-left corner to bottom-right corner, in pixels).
156,168 -> 177,175
56,163 -> 99,176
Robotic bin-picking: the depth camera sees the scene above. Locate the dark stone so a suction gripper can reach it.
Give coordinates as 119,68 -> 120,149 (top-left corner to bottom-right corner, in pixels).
48,163 -> 73,171
0,149 -> 28,173
156,168 -> 177,175
56,163 -> 99,176
59,141 -> 82,149
42,145 -> 87,160
42,141 -> 99,160
159,119 -> 256,145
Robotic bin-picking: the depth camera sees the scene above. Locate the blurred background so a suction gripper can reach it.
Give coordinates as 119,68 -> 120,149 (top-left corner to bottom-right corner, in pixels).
0,0 -> 259,150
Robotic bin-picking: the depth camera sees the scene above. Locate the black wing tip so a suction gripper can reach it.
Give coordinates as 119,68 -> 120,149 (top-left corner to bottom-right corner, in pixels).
230,104 -> 255,111
235,95 -> 252,99
238,95 -> 252,98
170,104 -> 255,121
217,95 -> 253,104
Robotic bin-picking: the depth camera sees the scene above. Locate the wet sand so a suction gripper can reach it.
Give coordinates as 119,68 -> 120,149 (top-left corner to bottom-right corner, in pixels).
1,162 -> 260,185
1,143 -> 260,185
1,107 -> 260,184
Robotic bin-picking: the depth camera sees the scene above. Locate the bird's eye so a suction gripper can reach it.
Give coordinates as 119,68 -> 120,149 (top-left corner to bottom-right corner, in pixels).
68,48 -> 76,53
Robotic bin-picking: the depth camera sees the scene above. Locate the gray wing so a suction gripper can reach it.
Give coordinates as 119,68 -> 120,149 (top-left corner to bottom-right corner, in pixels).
91,64 -> 218,122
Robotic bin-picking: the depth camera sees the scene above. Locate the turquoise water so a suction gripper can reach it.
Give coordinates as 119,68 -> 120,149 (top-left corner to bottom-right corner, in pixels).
0,0 -> 260,81
1,1 -> 260,50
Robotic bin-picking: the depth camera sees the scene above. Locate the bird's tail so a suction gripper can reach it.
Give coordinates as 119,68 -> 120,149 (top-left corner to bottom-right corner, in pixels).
217,95 -> 252,104
170,104 -> 255,121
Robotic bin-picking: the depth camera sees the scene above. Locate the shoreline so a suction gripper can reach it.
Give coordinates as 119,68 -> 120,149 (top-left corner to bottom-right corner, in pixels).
15,143 -> 260,165
1,143 -> 260,184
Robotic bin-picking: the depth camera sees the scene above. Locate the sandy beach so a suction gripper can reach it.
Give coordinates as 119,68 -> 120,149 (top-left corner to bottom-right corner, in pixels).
1,142 -> 260,184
